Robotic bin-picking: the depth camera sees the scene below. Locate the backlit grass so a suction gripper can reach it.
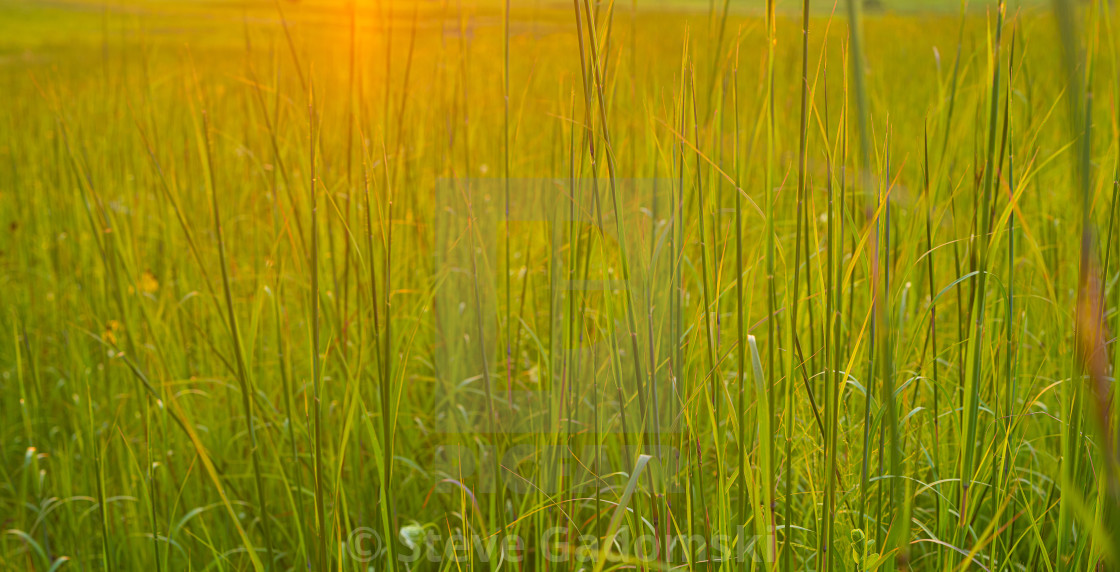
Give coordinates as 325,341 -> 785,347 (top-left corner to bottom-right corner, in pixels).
2,0 -> 1120,570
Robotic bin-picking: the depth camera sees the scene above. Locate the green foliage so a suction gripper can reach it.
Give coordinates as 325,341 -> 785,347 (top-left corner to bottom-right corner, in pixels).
1,0 -> 1119,570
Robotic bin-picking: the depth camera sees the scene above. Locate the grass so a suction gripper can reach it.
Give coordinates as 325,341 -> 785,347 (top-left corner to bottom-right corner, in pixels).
3,0 -> 1120,570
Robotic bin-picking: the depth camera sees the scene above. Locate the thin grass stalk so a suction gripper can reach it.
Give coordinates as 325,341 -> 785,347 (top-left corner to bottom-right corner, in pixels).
1106,0 -> 1120,544
565,88 -> 581,572
270,274 -> 309,566
144,382 -> 162,572
994,34 -> 1018,568
201,110 -> 275,571
332,0 -> 357,355
921,124 -> 945,572
821,65 -> 839,572
687,64 -> 719,572
765,3 -> 779,557
706,0 -> 732,114
880,131 -> 910,571
85,357 -> 112,570
378,4 -> 421,563
844,0 -> 887,558
732,43 -> 749,551
782,0 -> 811,567
673,30 -> 689,490
306,84 -> 329,572
573,6 -> 651,547
504,0 -> 513,411
749,333 -> 776,564
957,6 -> 1005,562
359,138 -> 395,570
1054,0 -> 1114,562
688,64 -> 719,455
937,0 -> 968,175
576,0 -> 648,434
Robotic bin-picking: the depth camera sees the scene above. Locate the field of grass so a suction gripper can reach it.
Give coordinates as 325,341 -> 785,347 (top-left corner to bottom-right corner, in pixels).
2,0 -> 1120,570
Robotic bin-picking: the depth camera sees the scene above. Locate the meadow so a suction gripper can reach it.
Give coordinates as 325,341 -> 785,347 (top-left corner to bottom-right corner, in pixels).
1,0 -> 1119,570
